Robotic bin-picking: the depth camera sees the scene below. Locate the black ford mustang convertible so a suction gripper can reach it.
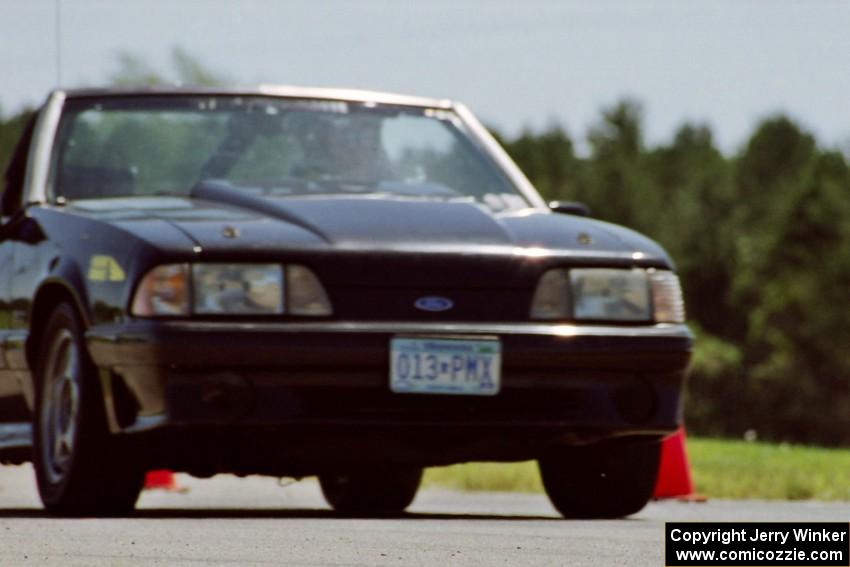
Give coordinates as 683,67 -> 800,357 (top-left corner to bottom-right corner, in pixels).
0,86 -> 691,517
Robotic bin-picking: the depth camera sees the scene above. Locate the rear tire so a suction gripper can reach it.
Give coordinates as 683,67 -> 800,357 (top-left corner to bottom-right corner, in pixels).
319,467 -> 423,516
33,302 -> 144,516
538,438 -> 661,519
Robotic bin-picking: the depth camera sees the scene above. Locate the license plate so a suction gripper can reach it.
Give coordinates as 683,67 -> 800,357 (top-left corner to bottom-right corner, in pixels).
390,337 -> 501,395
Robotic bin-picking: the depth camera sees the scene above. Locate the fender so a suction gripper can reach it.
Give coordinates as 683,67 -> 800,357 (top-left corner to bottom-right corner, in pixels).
19,257 -> 91,409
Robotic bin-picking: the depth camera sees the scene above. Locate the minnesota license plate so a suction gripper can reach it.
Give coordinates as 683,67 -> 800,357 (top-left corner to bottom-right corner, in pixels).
390,337 -> 501,395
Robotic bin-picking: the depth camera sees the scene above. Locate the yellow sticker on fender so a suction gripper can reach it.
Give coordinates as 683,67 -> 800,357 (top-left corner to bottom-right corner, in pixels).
88,255 -> 126,282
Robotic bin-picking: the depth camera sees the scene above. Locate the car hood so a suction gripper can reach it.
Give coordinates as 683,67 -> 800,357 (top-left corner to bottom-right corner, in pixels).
67,190 -> 672,267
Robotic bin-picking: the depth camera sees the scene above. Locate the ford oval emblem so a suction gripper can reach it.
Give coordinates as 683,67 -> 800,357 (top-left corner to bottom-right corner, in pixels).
414,296 -> 454,312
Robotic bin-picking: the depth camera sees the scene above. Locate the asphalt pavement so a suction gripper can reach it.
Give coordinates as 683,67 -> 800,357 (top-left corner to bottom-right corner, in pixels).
0,464 -> 848,566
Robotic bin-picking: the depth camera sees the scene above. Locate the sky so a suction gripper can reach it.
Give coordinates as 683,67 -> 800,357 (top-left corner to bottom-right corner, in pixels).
1,0 -> 849,154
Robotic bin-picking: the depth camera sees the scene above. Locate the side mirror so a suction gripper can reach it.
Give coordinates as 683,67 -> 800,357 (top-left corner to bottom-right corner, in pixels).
549,201 -> 591,217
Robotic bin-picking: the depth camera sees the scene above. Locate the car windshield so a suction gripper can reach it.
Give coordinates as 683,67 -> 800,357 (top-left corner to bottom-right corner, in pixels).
49,96 -> 529,213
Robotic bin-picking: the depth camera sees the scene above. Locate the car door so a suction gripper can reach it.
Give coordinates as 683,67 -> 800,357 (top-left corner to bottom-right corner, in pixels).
0,230 -> 17,410
0,115 -> 37,442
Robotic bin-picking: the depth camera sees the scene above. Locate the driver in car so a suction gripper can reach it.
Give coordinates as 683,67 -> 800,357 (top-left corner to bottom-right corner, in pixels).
304,114 -> 393,184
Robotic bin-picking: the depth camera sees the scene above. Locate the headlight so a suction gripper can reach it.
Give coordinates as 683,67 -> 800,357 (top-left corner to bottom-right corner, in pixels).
131,263 -> 332,317
131,264 -> 190,316
193,264 -> 284,315
570,268 -> 652,321
530,267 -> 684,323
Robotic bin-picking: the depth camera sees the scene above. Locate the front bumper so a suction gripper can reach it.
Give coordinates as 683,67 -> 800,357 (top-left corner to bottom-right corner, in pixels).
88,321 -> 692,470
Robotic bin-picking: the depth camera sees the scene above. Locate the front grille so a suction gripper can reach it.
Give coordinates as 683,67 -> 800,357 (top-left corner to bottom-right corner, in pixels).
329,288 -> 532,321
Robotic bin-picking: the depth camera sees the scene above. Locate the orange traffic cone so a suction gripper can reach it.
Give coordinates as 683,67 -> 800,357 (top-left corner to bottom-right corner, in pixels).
653,426 -> 706,501
144,469 -> 182,491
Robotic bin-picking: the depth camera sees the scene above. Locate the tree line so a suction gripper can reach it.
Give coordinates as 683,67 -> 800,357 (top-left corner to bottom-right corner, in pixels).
1,95 -> 848,446
495,101 -> 850,446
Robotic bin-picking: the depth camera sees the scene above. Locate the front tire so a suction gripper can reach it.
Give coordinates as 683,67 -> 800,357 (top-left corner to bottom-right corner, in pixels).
319,467 -> 423,516
538,438 -> 661,519
33,302 -> 144,516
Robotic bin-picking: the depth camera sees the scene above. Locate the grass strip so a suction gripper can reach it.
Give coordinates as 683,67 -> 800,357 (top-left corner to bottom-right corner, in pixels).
422,438 -> 850,500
